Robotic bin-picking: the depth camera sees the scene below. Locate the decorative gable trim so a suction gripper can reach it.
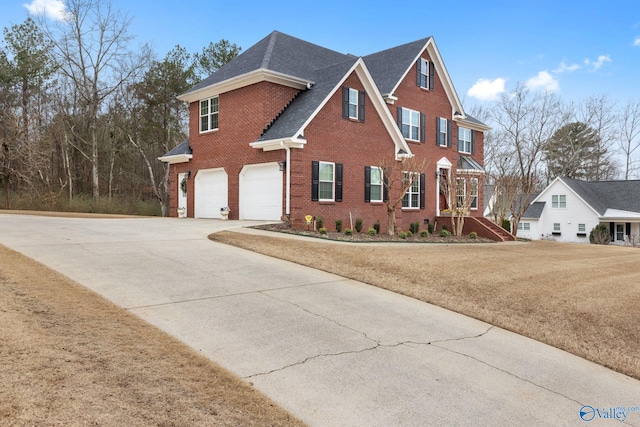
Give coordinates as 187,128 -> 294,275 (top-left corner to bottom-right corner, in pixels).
178,68 -> 313,103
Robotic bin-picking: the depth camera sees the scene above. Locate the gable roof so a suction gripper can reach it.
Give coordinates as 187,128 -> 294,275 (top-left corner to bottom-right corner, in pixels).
157,140 -> 192,164
523,201 -> 545,219
561,177 -> 640,215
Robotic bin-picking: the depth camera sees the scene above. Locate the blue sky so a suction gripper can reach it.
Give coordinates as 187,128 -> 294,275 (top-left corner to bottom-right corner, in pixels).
2,0 -> 640,108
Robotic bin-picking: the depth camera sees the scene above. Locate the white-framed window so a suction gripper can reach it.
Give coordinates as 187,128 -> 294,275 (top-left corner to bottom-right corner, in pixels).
348,88 -> 358,119
454,177 -> 478,209
318,161 -> 335,201
616,223 -> 625,241
470,178 -> 478,209
400,108 -> 421,141
402,172 -> 420,208
518,222 -> 531,231
418,58 -> 429,88
458,127 -> 472,153
200,96 -> 219,132
370,166 -> 383,203
552,195 -> 566,208
456,178 -> 466,208
578,223 -> 586,233
437,117 -> 448,147
553,223 -> 561,232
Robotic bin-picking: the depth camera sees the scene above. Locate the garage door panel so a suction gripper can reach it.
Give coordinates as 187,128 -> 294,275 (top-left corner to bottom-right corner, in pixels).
195,168 -> 228,218
240,163 -> 282,221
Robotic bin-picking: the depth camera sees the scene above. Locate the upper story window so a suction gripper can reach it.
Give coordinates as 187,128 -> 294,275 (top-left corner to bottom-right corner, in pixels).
458,127 -> 472,153
416,58 -> 434,90
398,107 -> 424,142
552,194 -> 566,208
342,87 -> 365,122
200,96 -> 219,132
437,117 -> 449,147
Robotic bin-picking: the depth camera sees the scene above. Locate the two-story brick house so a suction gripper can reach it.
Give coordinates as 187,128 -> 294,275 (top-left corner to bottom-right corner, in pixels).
160,31 -> 492,234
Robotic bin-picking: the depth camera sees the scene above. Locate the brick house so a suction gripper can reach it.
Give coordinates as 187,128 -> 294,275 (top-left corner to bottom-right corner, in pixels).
160,31 -> 497,235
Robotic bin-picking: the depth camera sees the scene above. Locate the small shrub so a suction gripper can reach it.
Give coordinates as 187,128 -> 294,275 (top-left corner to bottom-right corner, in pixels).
344,228 -> 353,236
398,231 -> 408,239
439,229 -> 451,237
409,221 -> 420,234
318,227 -> 327,234
355,218 -> 363,233
441,223 -> 448,231
420,230 -> 429,238
427,223 -> 434,234
367,228 -> 377,236
373,220 -> 381,234
501,219 -> 511,232
469,231 -> 478,239
316,216 -> 324,230
335,219 -> 343,232
589,223 -> 610,245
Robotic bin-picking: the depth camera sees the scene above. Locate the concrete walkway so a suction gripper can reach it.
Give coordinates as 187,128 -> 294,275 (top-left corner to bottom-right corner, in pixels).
1,214 -> 638,426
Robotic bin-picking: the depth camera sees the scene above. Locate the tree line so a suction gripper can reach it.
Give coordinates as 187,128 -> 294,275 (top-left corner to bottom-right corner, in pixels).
0,0 -> 239,215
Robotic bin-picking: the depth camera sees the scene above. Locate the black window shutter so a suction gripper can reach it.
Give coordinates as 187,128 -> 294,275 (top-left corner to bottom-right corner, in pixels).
429,61 -> 435,90
457,131 -> 461,153
609,222 -> 615,241
416,59 -> 421,86
397,107 -> 402,129
626,222 -> 631,237
342,87 -> 349,119
311,161 -> 319,201
447,120 -> 452,147
420,112 -> 426,143
420,173 -> 426,209
358,91 -> 365,122
364,166 -> 371,202
383,174 -> 389,203
471,130 -> 476,154
435,117 -> 440,146
335,163 -> 343,202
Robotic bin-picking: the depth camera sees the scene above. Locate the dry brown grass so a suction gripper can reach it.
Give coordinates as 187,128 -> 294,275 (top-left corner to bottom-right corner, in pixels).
211,231 -> 640,381
0,244 -> 305,427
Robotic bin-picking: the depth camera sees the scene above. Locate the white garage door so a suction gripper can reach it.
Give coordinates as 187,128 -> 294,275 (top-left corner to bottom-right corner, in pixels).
194,168 -> 228,218
240,163 -> 283,220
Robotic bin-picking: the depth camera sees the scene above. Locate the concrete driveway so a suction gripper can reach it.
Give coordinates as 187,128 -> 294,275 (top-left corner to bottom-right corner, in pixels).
1,214 -> 639,426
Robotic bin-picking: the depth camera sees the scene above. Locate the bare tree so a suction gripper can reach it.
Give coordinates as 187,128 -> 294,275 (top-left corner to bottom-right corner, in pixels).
378,155 -> 427,236
618,99 -> 640,180
439,167 -> 478,236
577,94 -> 618,180
40,0 -> 150,200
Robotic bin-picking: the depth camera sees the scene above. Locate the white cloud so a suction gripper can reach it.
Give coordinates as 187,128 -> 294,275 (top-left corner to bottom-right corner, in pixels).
554,61 -> 580,73
634,37 -> 640,46
525,71 -> 559,92
23,0 -> 70,22
467,78 -> 506,101
583,55 -> 612,71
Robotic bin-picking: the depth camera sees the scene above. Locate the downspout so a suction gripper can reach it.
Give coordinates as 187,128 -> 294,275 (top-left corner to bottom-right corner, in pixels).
281,142 -> 291,216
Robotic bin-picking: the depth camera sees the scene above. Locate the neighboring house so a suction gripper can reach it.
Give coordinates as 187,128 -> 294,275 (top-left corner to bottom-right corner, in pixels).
515,177 -> 640,244
159,31 -> 490,233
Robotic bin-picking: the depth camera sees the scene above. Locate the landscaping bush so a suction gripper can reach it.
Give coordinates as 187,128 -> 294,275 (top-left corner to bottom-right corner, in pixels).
427,223 -> 434,234
316,216 -> 324,229
318,227 -> 327,234
501,219 -> 511,232
441,223 -> 448,231
344,228 -> 353,236
439,229 -> 451,237
420,230 -> 429,238
354,218 -> 363,233
409,221 -> 420,234
398,231 -> 408,239
367,228 -> 377,236
590,223 -> 610,245
373,220 -> 381,234
335,219 -> 343,232
469,231 -> 478,239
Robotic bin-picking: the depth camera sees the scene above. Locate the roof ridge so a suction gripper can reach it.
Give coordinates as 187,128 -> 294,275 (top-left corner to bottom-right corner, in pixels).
261,31 -> 279,69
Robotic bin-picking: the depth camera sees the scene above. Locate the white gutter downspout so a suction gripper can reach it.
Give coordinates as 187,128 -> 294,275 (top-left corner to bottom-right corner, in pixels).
281,142 -> 291,216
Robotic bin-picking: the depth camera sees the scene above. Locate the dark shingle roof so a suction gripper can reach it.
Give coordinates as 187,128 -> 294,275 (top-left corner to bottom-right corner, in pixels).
363,38 -> 430,95
563,178 -> 640,215
162,139 -> 191,157
523,201 -> 545,219
258,58 -> 358,141
183,31 -> 351,95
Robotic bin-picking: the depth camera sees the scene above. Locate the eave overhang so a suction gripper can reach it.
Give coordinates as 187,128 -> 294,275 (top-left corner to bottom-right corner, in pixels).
178,69 -> 314,103
157,153 -> 192,164
250,137 -> 306,152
